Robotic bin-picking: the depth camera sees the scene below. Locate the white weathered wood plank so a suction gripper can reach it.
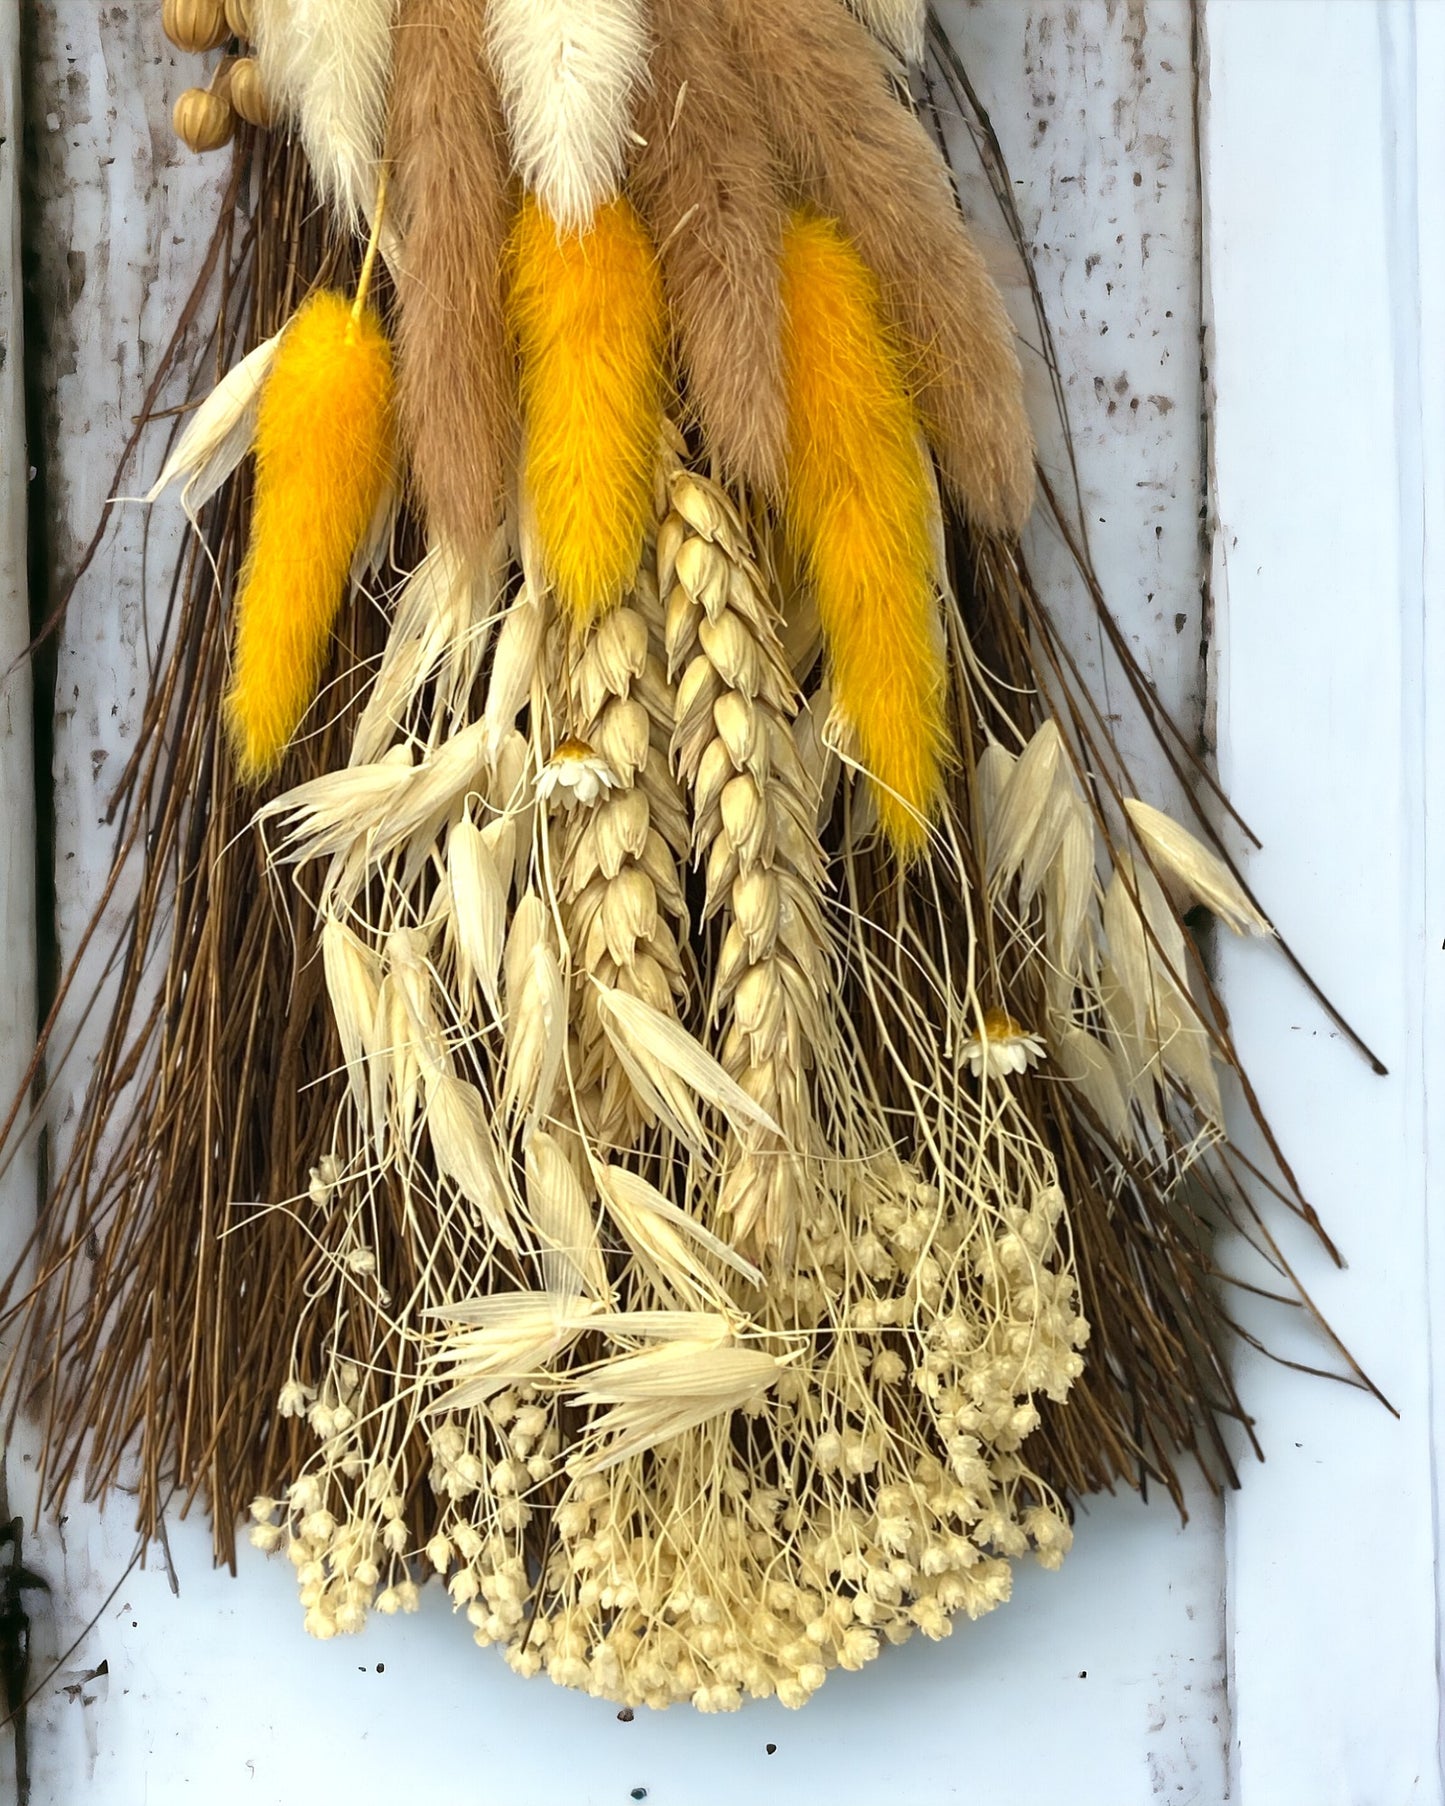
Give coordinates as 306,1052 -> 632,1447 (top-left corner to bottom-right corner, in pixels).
0,0 -> 35,1169
0,0 -> 35,1109
0,7 -> 39,1802
1415,4 -> 1445,1773
1206,1 -> 1444,1799
945,0 -> 1208,823
7,8 -> 229,1798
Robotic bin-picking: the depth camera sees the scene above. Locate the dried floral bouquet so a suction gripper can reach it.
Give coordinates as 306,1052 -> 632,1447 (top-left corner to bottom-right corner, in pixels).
2,0 -> 1372,1714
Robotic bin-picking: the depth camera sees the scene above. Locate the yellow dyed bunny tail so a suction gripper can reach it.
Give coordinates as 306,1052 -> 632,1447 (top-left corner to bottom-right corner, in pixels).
507,193 -> 664,624
781,212 -> 946,857
225,290 -> 394,781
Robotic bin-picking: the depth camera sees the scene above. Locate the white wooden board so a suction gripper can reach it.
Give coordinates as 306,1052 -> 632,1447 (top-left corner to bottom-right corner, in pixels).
0,8 -> 39,1795
1206,1 -> 1444,1798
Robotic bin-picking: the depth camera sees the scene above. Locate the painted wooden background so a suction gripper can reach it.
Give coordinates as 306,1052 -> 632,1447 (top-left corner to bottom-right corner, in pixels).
0,3 -> 1438,1801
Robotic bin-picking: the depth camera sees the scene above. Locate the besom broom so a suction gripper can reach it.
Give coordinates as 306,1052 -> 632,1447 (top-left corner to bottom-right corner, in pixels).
0,0 -> 1383,1711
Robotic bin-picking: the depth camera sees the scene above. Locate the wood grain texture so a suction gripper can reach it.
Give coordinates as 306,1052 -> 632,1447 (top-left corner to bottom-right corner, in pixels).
0,0 -> 34,1107
0,14 -> 37,1796
3,7 -> 229,1796
1208,3 -> 1445,1801
943,0 -> 1207,828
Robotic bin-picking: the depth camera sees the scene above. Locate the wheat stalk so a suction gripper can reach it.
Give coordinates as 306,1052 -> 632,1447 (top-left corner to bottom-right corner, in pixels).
660,467 -> 832,1260
546,555 -> 693,1151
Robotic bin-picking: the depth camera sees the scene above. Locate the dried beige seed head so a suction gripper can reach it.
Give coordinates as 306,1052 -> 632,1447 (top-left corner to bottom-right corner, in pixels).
227,57 -> 273,128
172,87 -> 235,154
163,0 -> 230,53
1123,797 -> 1272,936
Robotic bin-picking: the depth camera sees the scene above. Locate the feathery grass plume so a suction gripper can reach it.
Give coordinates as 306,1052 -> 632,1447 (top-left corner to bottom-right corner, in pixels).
390,0 -> 514,555
631,0 -> 788,492
254,0 -> 397,233
485,0 -> 648,231
716,0 -> 1035,534
226,291 -> 395,781
846,0 -> 926,62
780,212 -> 944,857
507,195 -> 664,622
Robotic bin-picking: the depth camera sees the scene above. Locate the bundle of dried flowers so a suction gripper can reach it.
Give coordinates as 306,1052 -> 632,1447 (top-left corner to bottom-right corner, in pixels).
0,0 -> 1379,1713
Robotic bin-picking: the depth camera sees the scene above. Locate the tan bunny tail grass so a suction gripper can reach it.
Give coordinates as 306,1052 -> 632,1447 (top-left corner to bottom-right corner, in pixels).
717,0 -> 1035,534
632,0 -> 789,493
390,0 -> 515,555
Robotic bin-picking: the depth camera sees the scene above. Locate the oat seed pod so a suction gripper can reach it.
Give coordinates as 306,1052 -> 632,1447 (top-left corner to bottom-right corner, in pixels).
164,0 -> 231,52
227,57 -> 274,127
173,86 -> 236,153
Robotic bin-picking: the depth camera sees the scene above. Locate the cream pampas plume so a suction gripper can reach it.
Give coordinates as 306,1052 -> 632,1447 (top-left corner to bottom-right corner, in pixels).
632,0 -> 788,492
390,0 -> 514,554
485,0 -> 649,231
717,0 -> 1035,535
254,0 -> 398,232
846,0 -> 926,63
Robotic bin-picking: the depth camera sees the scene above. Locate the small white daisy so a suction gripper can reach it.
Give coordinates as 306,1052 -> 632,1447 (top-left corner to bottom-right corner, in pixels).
961,1009 -> 1047,1081
538,735 -> 618,809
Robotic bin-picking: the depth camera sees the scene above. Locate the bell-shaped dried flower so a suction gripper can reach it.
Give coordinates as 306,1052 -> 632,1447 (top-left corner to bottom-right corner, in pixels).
539,736 -> 619,810
961,1010 -> 1047,1080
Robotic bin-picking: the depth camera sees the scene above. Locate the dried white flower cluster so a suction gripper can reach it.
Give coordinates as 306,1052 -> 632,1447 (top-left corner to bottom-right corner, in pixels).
236,457 -> 1286,1713
487,1160 -> 1085,1709
255,1138 -> 1084,1706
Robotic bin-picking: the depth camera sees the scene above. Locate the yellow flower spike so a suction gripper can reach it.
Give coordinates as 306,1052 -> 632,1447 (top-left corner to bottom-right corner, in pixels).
507,194 -> 665,624
780,211 -> 947,859
225,288 -> 395,782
